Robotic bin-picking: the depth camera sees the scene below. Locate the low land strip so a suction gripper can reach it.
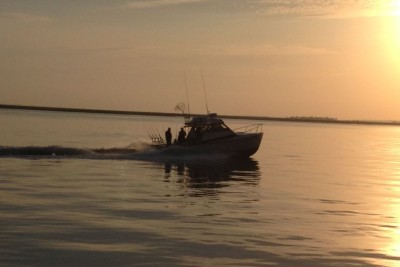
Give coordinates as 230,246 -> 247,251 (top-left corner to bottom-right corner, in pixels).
1,104 -> 399,127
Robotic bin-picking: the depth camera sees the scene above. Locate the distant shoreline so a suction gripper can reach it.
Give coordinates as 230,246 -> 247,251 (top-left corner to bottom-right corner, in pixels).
1,104 -> 400,127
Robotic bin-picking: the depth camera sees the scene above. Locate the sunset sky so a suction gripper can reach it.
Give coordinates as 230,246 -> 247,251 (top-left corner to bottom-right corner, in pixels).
1,0 -> 399,120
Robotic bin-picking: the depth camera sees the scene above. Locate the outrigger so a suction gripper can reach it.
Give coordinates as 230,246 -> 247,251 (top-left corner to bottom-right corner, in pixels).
149,113 -> 263,158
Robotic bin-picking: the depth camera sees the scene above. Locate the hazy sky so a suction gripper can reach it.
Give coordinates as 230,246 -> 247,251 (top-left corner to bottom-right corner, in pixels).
1,0 -> 399,120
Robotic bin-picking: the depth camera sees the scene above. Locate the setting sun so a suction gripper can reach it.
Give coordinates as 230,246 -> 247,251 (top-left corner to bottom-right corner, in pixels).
389,0 -> 400,16
389,17 -> 400,66
380,0 -> 400,67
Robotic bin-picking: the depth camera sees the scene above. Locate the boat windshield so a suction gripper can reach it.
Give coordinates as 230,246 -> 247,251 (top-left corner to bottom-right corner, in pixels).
185,114 -> 236,143
185,114 -> 223,128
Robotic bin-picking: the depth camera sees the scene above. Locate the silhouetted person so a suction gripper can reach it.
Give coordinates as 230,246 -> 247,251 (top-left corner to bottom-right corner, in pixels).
178,127 -> 186,143
165,127 -> 172,146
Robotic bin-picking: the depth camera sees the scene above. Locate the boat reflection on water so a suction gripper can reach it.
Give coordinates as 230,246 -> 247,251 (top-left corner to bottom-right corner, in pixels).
162,158 -> 261,197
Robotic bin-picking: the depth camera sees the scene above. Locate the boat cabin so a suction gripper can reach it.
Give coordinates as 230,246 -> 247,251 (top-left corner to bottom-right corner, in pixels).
184,113 -> 236,144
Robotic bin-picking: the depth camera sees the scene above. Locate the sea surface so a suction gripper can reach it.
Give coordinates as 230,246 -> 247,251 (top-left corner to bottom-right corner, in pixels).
1,109 -> 400,267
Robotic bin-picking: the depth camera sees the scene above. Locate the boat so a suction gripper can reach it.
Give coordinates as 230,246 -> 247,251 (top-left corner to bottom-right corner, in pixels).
149,113 -> 263,158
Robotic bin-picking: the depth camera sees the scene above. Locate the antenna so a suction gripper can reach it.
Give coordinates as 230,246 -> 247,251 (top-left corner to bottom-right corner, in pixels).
183,72 -> 190,116
201,71 -> 210,114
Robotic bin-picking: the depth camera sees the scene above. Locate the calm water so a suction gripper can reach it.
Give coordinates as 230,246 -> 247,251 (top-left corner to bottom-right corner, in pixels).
1,109 -> 400,267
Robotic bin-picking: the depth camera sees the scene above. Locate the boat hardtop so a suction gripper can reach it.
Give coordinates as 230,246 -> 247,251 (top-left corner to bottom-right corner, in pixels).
184,113 -> 237,143
185,113 -> 224,127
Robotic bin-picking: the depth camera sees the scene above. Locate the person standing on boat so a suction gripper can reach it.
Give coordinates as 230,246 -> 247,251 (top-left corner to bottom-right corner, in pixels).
178,127 -> 186,144
165,128 -> 172,146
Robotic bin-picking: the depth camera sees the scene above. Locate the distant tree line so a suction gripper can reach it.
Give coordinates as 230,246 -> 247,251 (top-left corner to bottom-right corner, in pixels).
289,116 -> 337,121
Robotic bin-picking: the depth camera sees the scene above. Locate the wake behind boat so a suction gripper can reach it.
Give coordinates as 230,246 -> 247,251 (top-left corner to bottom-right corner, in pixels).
149,113 -> 263,158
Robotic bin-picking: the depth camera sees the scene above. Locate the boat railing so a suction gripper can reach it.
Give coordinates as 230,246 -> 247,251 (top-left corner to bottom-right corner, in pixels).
234,123 -> 263,134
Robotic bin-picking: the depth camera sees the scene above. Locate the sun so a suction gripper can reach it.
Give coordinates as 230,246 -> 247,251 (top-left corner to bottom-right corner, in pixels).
380,0 -> 400,66
386,0 -> 400,29
390,6 -> 400,45
388,0 -> 400,16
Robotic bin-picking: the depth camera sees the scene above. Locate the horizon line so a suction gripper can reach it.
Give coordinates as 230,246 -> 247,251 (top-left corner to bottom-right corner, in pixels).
1,104 -> 400,127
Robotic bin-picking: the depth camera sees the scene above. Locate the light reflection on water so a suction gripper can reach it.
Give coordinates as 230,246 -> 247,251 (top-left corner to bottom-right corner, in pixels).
383,138 -> 400,262
1,110 -> 400,266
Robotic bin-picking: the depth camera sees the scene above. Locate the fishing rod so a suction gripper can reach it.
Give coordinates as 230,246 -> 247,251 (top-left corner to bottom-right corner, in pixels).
148,127 -> 158,144
201,71 -> 210,115
156,129 -> 164,144
184,72 -> 191,116
144,124 -> 157,144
